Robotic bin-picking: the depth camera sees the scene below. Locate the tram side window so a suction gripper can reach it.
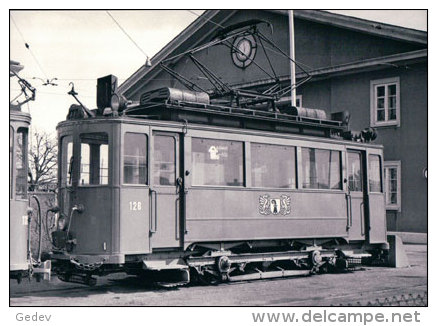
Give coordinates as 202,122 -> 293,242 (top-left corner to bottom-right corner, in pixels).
192,138 -> 244,186
16,128 -> 28,199
251,143 -> 296,188
80,133 -> 109,185
61,136 -> 73,186
369,154 -> 382,192
10,127 -> 14,198
301,148 -> 341,190
124,133 -> 148,185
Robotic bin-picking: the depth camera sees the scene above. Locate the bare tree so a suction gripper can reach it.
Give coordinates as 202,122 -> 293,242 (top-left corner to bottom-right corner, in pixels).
28,130 -> 57,191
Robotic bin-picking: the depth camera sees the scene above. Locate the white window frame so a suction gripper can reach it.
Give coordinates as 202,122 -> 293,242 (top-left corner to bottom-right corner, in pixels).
384,160 -> 401,211
370,77 -> 400,127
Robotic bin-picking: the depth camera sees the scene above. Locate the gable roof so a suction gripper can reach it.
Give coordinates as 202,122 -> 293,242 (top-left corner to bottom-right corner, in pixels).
119,10 -> 237,94
271,10 -> 427,45
119,10 -> 427,96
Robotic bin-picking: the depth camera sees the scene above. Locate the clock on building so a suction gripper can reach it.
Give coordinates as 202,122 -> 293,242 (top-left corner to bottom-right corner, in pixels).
231,35 -> 257,68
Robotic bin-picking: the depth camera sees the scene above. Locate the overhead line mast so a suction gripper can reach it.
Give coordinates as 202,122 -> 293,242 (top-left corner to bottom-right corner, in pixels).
289,10 -> 297,107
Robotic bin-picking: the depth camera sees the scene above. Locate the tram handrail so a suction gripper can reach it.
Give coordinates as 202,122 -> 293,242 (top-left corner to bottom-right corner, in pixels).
345,193 -> 352,231
149,189 -> 157,234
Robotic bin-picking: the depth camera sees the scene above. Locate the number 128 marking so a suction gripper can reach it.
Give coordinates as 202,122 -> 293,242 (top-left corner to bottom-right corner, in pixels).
129,201 -> 142,211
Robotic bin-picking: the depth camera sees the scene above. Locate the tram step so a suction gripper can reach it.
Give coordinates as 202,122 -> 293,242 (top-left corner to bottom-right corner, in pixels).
142,258 -> 188,271
228,269 -> 309,282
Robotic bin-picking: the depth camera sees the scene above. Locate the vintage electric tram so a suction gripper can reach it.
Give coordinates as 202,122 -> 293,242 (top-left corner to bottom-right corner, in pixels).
10,61 -> 51,283
50,21 -> 389,286
51,84 -> 388,286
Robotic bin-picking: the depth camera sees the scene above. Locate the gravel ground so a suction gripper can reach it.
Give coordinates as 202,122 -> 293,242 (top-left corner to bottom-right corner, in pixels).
9,244 -> 427,306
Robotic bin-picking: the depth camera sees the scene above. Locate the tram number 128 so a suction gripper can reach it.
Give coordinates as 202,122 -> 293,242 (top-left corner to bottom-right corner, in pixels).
129,201 -> 142,211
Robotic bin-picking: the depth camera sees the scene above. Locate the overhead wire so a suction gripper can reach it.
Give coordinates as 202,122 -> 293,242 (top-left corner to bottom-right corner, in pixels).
11,88 -> 95,99
106,11 -> 151,61
10,13 -> 49,80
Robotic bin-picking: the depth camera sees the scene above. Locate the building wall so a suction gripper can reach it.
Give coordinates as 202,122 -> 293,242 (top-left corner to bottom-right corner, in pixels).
135,11 -> 425,99
297,62 -> 427,232
294,18 -> 424,68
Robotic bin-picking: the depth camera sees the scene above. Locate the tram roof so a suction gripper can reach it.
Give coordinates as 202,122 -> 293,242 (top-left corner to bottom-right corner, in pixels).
57,115 -> 383,149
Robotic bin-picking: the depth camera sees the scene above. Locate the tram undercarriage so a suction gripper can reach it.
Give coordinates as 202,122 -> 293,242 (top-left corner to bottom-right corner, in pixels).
52,238 -> 388,287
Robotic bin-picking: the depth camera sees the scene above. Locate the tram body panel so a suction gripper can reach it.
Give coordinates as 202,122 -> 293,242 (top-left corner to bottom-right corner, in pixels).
10,111 -> 31,274
57,121 -> 120,256
10,200 -> 30,271
366,149 -> 387,244
120,187 -> 150,254
367,193 -> 387,244
69,187 -> 114,255
185,189 -> 347,244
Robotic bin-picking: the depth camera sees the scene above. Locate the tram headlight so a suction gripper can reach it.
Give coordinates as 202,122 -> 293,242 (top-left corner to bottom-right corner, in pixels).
110,94 -> 120,112
110,93 -> 128,113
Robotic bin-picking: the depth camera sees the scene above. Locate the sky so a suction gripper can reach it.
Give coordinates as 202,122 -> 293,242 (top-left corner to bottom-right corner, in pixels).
9,10 -> 428,135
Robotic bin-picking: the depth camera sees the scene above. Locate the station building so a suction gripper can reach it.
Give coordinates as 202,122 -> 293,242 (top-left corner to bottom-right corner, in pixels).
120,10 -> 427,233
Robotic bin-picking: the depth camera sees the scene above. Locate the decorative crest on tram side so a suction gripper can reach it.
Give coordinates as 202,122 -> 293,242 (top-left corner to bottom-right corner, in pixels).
259,194 -> 291,216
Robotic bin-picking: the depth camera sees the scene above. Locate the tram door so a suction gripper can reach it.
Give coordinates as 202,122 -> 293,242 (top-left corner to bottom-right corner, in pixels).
150,132 -> 183,249
346,150 -> 367,240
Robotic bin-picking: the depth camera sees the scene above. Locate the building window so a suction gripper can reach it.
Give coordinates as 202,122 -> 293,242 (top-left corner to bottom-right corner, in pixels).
384,161 -> 401,211
251,143 -> 296,188
301,148 -> 342,190
370,77 -> 400,127
192,138 -> 244,187
124,133 -> 148,185
80,133 -> 109,185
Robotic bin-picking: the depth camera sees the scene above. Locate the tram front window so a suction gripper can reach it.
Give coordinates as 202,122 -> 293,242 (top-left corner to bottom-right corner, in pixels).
80,133 -> 109,185
15,128 -> 28,199
124,133 -> 148,185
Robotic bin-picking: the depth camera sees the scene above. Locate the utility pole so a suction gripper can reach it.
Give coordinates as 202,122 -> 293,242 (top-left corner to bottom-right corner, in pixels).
288,10 -> 296,106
